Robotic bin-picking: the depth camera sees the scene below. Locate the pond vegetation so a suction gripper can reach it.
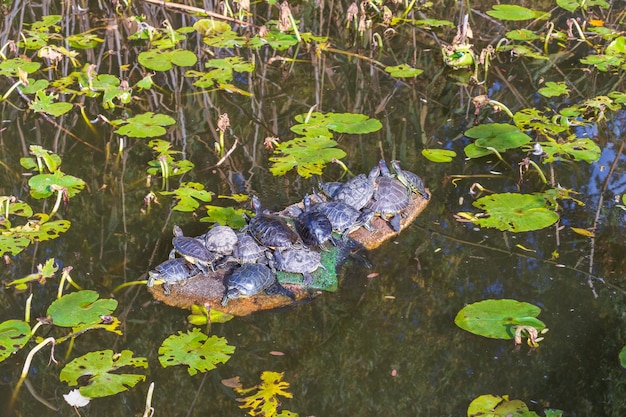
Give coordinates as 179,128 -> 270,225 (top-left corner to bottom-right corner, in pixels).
1,0 -> 626,416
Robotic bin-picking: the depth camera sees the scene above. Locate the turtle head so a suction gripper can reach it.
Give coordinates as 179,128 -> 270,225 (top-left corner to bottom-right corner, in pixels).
172,225 -> 184,237
251,195 -> 263,215
378,159 -> 391,176
221,288 -> 240,306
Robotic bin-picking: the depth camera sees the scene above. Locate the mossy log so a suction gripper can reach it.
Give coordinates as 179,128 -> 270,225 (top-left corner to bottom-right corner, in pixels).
148,191 -> 429,316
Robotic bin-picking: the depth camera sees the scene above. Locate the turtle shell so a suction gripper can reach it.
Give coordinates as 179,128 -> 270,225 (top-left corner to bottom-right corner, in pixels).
148,258 -> 200,295
366,176 -> 410,215
171,226 -> 218,273
313,201 -> 361,233
221,263 -> 276,305
274,246 -> 322,285
332,166 -> 379,210
295,194 -> 333,247
204,225 -> 238,255
231,233 -> 268,264
391,160 -> 429,200
247,213 -> 299,248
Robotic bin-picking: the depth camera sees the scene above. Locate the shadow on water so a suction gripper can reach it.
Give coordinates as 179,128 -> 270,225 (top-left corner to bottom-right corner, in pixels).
1,0 -> 626,416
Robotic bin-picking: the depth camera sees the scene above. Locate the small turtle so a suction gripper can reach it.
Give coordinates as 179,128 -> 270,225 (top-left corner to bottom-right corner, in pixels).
221,261 -> 294,306
170,225 -> 219,273
148,258 -> 201,295
274,246 -> 323,286
313,200 -> 373,239
364,160 -> 410,233
220,232 -> 269,265
204,225 -> 238,255
244,195 -> 299,249
331,165 -> 379,210
295,194 -> 334,247
318,180 -> 343,199
391,160 -> 429,200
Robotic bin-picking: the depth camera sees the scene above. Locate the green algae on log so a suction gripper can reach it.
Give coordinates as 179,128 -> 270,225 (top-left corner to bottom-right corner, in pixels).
148,191 -> 429,316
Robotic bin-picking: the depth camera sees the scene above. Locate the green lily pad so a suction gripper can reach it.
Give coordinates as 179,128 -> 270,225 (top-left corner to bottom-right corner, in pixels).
496,44 -> 549,60
464,124 -> 532,158
0,320 -> 31,363
5,258 -> 58,290
557,0 -> 610,12
263,31 -> 299,50
47,290 -> 118,327
292,112 -> 382,136
468,394 -> 541,417
505,29 -> 542,41
160,182 -> 213,212
538,137 -> 601,164
0,235 -> 31,256
158,328 -> 235,376
513,108 -> 569,135
200,205 -> 251,229
112,112 -> 176,138
269,136 -> 347,178
12,219 -> 71,243
422,149 -> 456,162
486,5 -> 549,21
0,57 -> 41,76
384,64 -> 424,78
138,49 -> 197,71
455,299 -> 546,340
619,345 -> 626,369
28,171 -> 85,199
538,81 -> 569,98
19,79 -> 49,94
30,91 -> 74,117
472,193 -> 559,232
60,350 -> 147,398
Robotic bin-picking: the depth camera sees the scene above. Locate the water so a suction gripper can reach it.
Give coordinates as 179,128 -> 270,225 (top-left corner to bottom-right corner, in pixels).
1,1 -> 626,416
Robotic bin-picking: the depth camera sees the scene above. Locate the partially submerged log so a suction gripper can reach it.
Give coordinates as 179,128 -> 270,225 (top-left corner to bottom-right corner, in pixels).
148,191 -> 429,316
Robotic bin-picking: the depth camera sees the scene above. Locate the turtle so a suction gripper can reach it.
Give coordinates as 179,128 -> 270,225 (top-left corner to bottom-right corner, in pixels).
312,199 -> 374,239
391,160 -> 429,200
244,195 -> 299,249
364,160 -> 411,233
170,225 -> 219,273
221,260 -> 295,306
219,232 -> 269,266
148,258 -> 201,295
295,194 -> 334,247
331,165 -> 379,210
204,225 -> 238,255
318,180 -> 343,199
274,245 -> 323,286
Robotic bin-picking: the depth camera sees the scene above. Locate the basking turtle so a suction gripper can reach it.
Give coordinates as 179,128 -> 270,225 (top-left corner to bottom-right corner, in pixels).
204,225 -> 238,255
364,160 -> 410,233
331,165 -> 379,210
274,246 -> 323,286
295,194 -> 334,247
318,180 -> 343,199
244,195 -> 299,249
170,225 -> 218,273
313,200 -> 373,239
221,261 -> 294,306
391,160 -> 429,200
148,258 -> 201,295
220,232 -> 269,265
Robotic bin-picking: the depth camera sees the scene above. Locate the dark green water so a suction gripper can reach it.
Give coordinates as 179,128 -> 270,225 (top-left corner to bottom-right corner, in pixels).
1,1 -> 626,416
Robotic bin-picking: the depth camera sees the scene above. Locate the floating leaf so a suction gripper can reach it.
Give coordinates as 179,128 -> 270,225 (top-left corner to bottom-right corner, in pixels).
138,49 -> 197,71
455,299 -> 546,340
538,137 -> 601,164
47,290 -> 118,327
236,371 -> 293,417
30,91 -> 73,117
384,64 -> 424,78
0,235 -> 31,256
292,112 -> 382,136
421,149 -> 456,162
158,328 -> 235,376
0,320 -> 31,363
0,57 -> 41,76
486,5 -> 549,21
557,0 -> 610,12
505,29 -> 542,41
19,78 -> 48,94
263,31 -> 299,50
187,304 -> 234,326
513,108 -> 569,135
160,182 -> 213,212
201,205 -> 250,229
464,124 -> 532,158
571,227 -> 595,237
12,219 -> 71,243
28,171 -> 85,199
468,394 -> 541,417
5,258 -> 57,290
619,345 -> 626,369
269,136 -> 346,178
538,81 -> 569,98
471,193 -> 559,232
112,112 -> 176,138
60,350 -> 147,398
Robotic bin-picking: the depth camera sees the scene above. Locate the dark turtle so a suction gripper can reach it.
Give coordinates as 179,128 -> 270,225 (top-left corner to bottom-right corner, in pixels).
331,165 -> 379,210
391,160 -> 429,200
244,195 -> 299,249
364,160 -> 410,233
204,225 -> 238,255
313,200 -> 373,239
170,225 -> 218,273
318,180 -> 343,199
221,261 -> 294,306
220,232 -> 269,265
148,258 -> 201,295
295,194 -> 334,247
274,246 -> 323,286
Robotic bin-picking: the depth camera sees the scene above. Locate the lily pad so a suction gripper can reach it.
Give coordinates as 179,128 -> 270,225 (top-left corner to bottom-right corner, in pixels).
112,112 -> 176,138
384,64 -> 424,78
30,91 -> 74,117
60,350 -> 147,398
158,328 -> 235,376
200,205 -> 251,229
292,112 -> 382,136
138,49 -> 197,72
538,81 -> 569,98
0,320 -> 31,363
28,171 -> 85,199
486,5 -> 549,21
160,182 -> 213,212
538,137 -> 601,164
471,193 -> 559,232
557,0 -> 610,12
455,299 -> 546,340
422,149 -> 456,162
619,345 -> 626,369
468,394 -> 541,417
47,290 -> 118,327
464,124 -> 532,158
269,136 -> 347,178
